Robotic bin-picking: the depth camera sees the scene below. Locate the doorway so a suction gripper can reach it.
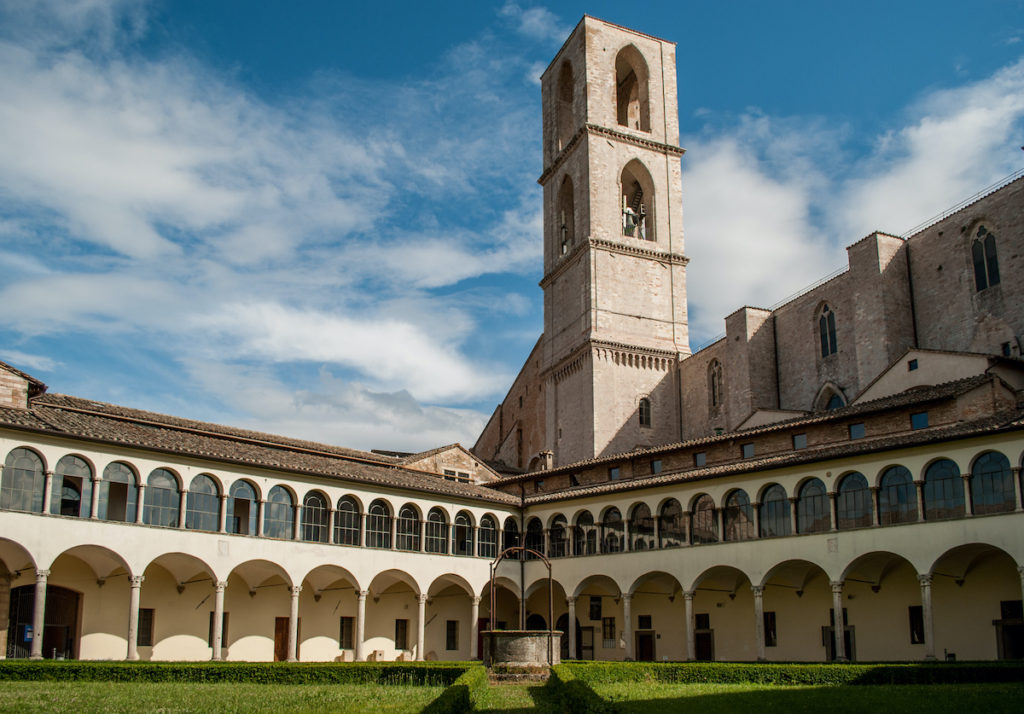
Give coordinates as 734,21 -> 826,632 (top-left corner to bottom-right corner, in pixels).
273,617 -> 300,662
635,631 -> 655,661
579,626 -> 594,660
7,585 -> 79,659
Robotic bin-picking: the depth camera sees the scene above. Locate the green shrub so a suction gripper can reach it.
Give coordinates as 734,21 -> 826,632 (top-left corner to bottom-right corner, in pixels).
423,664 -> 488,713
550,664 -> 616,714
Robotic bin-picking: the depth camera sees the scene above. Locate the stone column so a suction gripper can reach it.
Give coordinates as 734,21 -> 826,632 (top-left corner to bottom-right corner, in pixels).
752,502 -> 762,538
0,573 -> 11,658
470,596 -> 480,660
42,471 -> 54,514
212,580 -> 226,660
355,590 -> 367,661
622,593 -> 633,660
126,574 -> 144,661
90,476 -> 101,519
218,494 -> 228,533
30,569 -> 48,659
918,574 -> 935,661
256,500 -> 266,537
715,508 -> 724,542
788,497 -> 799,534
287,585 -> 301,662
359,512 -> 366,546
962,473 -> 974,516
684,590 -> 696,661
419,519 -> 426,552
752,585 -> 766,661
870,487 -> 880,526
623,520 -> 632,552
914,480 -> 926,521
292,505 -> 301,541
417,593 -> 428,661
566,596 -> 577,659
830,581 -> 847,662
685,511 -> 694,545
1015,468 -> 1024,511
828,491 -> 838,531
177,489 -> 188,529
135,483 -> 146,524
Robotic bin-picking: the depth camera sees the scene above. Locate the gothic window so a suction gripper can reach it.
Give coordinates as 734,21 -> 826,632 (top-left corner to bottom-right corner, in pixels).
52,454 -> 91,518
454,511 -> 474,556
100,462 -> 138,522
601,508 -> 624,553
620,160 -> 654,241
366,500 -> 392,549
923,459 -> 964,520
228,480 -> 258,536
334,496 -> 361,545
638,397 -> 651,427
503,517 -> 520,559
836,472 -> 872,529
1,447 -> 44,513
709,360 -> 724,408
574,511 -> 597,555
301,491 -> 329,543
425,507 -> 449,554
144,469 -> 180,528
658,499 -> 684,547
629,503 -> 655,550
759,484 -> 791,537
558,175 -> 576,255
971,451 -> 1015,515
263,485 -> 294,539
524,517 -> 544,559
614,45 -> 650,132
691,494 -> 718,544
556,62 -> 574,151
972,226 -> 1000,291
797,478 -> 829,533
549,515 -> 568,557
723,490 -> 754,541
879,466 -> 917,525
819,304 -> 837,357
186,474 -> 220,532
478,515 -> 497,558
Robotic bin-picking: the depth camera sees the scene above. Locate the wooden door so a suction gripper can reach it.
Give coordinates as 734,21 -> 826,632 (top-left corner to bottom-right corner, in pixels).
635,631 -> 655,661
695,631 -> 714,661
274,617 -> 288,662
579,627 -> 594,660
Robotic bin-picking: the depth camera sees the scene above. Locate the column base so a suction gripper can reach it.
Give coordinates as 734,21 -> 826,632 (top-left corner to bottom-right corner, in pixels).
29,654 -> 42,661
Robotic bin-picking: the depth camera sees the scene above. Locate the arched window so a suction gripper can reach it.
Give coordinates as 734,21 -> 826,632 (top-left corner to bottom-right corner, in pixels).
52,455 -> 92,518
301,492 -> 329,543
396,504 -> 420,551
759,484 -> 790,537
819,304 -> 837,357
691,495 -> 718,544
99,462 -> 137,522
836,472 -> 871,529
797,478 -> 829,533
638,397 -> 652,428
971,451 -> 1015,515
186,474 -> 220,532
601,508 -> 624,553
723,490 -> 754,541
556,61 -> 574,151
629,504 -> 654,550
425,507 -> 449,554
923,459 -> 964,520
503,517 -> 520,559
549,515 -> 568,557
558,175 -> 575,256
263,486 -> 294,539
879,466 -> 916,525
144,469 -> 179,528
366,500 -> 392,549
334,496 -> 361,545
454,511 -> 474,556
478,515 -> 498,558
972,226 -> 1000,291
574,511 -> 597,555
620,160 -> 654,241
524,517 -> 544,559
658,499 -> 684,547
1,448 -> 44,513
227,480 -> 257,535
709,360 -> 723,408
614,45 -> 650,131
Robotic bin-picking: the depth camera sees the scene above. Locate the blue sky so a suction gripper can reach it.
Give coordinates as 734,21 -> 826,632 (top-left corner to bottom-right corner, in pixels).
1,0 -> 1023,452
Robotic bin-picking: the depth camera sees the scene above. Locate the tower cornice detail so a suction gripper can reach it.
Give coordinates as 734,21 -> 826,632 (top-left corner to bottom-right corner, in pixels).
539,237 -> 688,289
538,123 -> 685,186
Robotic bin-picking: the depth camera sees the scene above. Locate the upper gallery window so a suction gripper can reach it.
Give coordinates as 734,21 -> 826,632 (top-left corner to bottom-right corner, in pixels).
819,304 -> 837,357
620,160 -> 654,241
614,45 -> 651,132
972,225 -> 1000,291
556,62 -> 574,152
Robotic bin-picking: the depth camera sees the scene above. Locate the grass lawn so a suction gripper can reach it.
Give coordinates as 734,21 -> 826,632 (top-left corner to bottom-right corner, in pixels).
595,681 -> 1024,713
0,681 -> 446,713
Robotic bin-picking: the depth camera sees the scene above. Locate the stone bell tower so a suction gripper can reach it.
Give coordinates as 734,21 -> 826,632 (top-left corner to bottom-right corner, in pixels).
538,16 -> 690,466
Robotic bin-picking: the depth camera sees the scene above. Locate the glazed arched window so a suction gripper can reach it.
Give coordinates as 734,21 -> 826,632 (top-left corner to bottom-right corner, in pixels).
396,505 -> 420,551
638,397 -> 652,428
301,492 -> 329,543
425,507 -> 449,554
549,515 -> 568,558
99,462 -> 137,522
709,360 -> 724,409
478,515 -> 498,558
52,455 -> 92,518
658,499 -> 684,547
524,517 -> 544,560
227,480 -> 257,535
1,448 -> 44,513
629,503 -> 655,550
819,305 -> 837,357
558,175 -> 576,256
972,226 -> 1000,291
759,484 -> 790,537
574,511 -> 597,555
366,500 -> 392,549
186,474 -> 220,532
263,486 -> 295,539
971,451 -> 1015,515
454,511 -> 474,556
144,469 -> 179,528
691,495 -> 718,544
797,478 -> 829,533
614,45 -> 650,131
879,466 -> 916,525
723,490 -> 754,541
601,508 -> 624,553
923,459 -> 964,520
836,472 -> 871,529
334,496 -> 361,545
503,517 -> 520,559
620,160 -> 654,241
556,61 -> 574,151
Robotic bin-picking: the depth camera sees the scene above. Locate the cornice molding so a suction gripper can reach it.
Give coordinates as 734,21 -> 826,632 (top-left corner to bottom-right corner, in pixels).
539,238 -> 688,288
538,123 -> 685,185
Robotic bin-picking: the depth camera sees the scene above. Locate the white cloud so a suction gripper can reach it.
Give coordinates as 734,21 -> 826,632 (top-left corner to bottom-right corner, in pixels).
499,2 -> 570,44
0,350 -> 61,373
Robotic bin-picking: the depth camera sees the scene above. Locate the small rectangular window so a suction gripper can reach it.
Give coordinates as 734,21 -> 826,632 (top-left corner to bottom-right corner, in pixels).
907,359 -> 918,371
638,615 -> 652,630
695,613 -> 710,630
395,619 -> 409,650
650,459 -> 662,475
207,611 -> 229,647
694,452 -> 707,467
570,474 -> 580,487
138,608 -> 155,647
602,617 -> 616,647
1002,342 -> 1012,357
446,620 -> 459,651
741,443 -> 755,459
908,606 -> 924,644
608,467 -> 620,481
534,479 -> 544,492
849,423 -> 865,440
792,433 -> 807,450
589,596 -> 602,621
457,472 -> 470,482
340,616 -> 354,649
911,412 -> 928,430
764,611 -> 777,647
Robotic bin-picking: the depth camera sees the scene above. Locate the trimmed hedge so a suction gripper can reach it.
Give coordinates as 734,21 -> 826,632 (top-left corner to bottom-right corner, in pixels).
423,665 -> 488,713
548,665 -> 615,714
0,660 -> 468,685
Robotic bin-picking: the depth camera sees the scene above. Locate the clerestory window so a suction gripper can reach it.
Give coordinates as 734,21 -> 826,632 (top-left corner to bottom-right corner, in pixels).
819,305 -> 837,357
972,226 -> 1000,291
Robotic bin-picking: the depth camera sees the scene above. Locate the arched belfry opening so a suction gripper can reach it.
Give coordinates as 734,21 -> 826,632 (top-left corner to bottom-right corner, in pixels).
615,45 -> 650,132
558,175 -> 575,255
557,62 -> 575,152
620,160 -> 654,241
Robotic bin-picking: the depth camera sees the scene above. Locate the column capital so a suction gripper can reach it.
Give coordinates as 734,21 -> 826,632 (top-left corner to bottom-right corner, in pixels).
683,590 -> 695,601
917,573 -> 933,588
418,593 -> 429,605
960,472 -> 972,480
35,569 -> 50,581
129,575 -> 145,587
788,497 -> 799,504
827,491 -> 837,498
1017,565 -> 1024,578
219,493 -> 229,501
750,585 -> 764,596
869,486 -> 880,493
471,596 -> 481,606
913,479 -> 925,486
290,585 -> 302,597
357,589 -> 368,602
566,595 -> 577,606
214,580 -> 228,592
830,580 -> 844,594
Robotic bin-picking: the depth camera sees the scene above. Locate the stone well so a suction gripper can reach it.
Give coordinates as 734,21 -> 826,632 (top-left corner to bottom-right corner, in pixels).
481,630 -> 561,667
